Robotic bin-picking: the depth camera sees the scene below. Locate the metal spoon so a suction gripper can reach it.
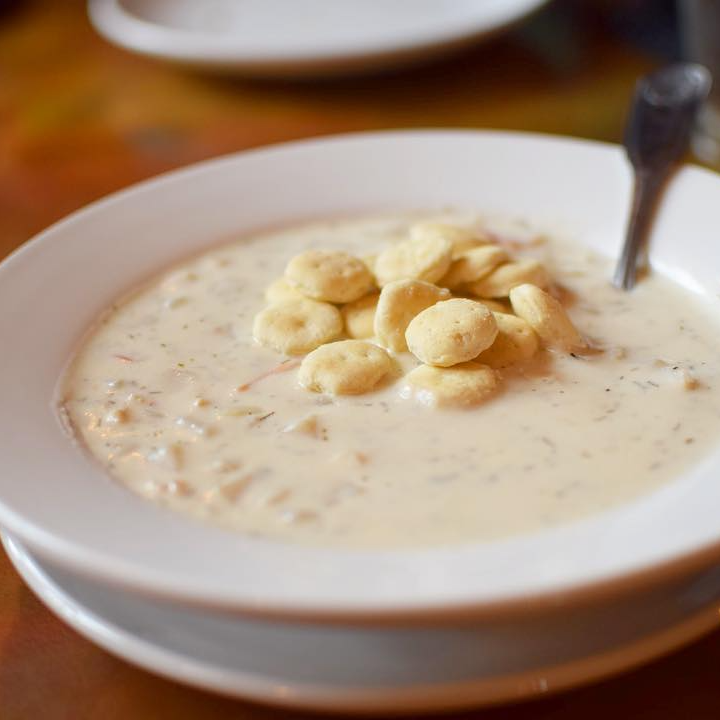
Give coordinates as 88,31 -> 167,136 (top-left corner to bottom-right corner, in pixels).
612,63 -> 711,291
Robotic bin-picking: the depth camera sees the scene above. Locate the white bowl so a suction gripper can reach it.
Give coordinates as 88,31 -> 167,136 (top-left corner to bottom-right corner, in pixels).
6,532 -> 720,712
87,0 -> 549,77
2,131 -> 720,624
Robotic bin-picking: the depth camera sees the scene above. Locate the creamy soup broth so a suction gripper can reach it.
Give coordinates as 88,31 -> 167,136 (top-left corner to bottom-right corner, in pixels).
61,213 -> 720,548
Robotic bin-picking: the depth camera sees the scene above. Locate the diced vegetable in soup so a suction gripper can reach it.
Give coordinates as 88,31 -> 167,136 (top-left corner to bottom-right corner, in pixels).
61,213 -> 720,548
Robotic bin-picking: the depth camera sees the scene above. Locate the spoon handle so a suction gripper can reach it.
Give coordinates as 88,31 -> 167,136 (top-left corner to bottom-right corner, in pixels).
612,169 -> 664,291
612,63 -> 710,291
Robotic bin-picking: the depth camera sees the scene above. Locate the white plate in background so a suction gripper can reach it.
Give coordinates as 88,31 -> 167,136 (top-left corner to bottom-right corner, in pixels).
87,0 -> 550,76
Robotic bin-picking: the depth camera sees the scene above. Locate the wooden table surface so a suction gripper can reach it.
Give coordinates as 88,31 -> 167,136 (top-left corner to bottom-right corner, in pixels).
2,2 -> 720,718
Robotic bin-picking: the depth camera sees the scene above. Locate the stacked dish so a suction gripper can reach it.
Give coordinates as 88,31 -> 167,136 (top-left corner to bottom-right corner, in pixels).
2,131 -> 720,713
87,0 -> 550,77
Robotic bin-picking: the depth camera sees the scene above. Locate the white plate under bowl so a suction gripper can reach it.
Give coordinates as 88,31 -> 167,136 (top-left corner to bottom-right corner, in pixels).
5,532 -> 720,713
3,131 -> 720,620
87,0 -> 549,77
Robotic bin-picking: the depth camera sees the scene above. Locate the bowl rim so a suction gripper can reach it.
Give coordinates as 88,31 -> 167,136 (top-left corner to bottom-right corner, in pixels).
6,529 -> 720,711
4,128 -> 720,622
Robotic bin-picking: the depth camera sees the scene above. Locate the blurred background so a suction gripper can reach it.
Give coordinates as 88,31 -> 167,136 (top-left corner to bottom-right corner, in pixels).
0,0 -> 694,264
